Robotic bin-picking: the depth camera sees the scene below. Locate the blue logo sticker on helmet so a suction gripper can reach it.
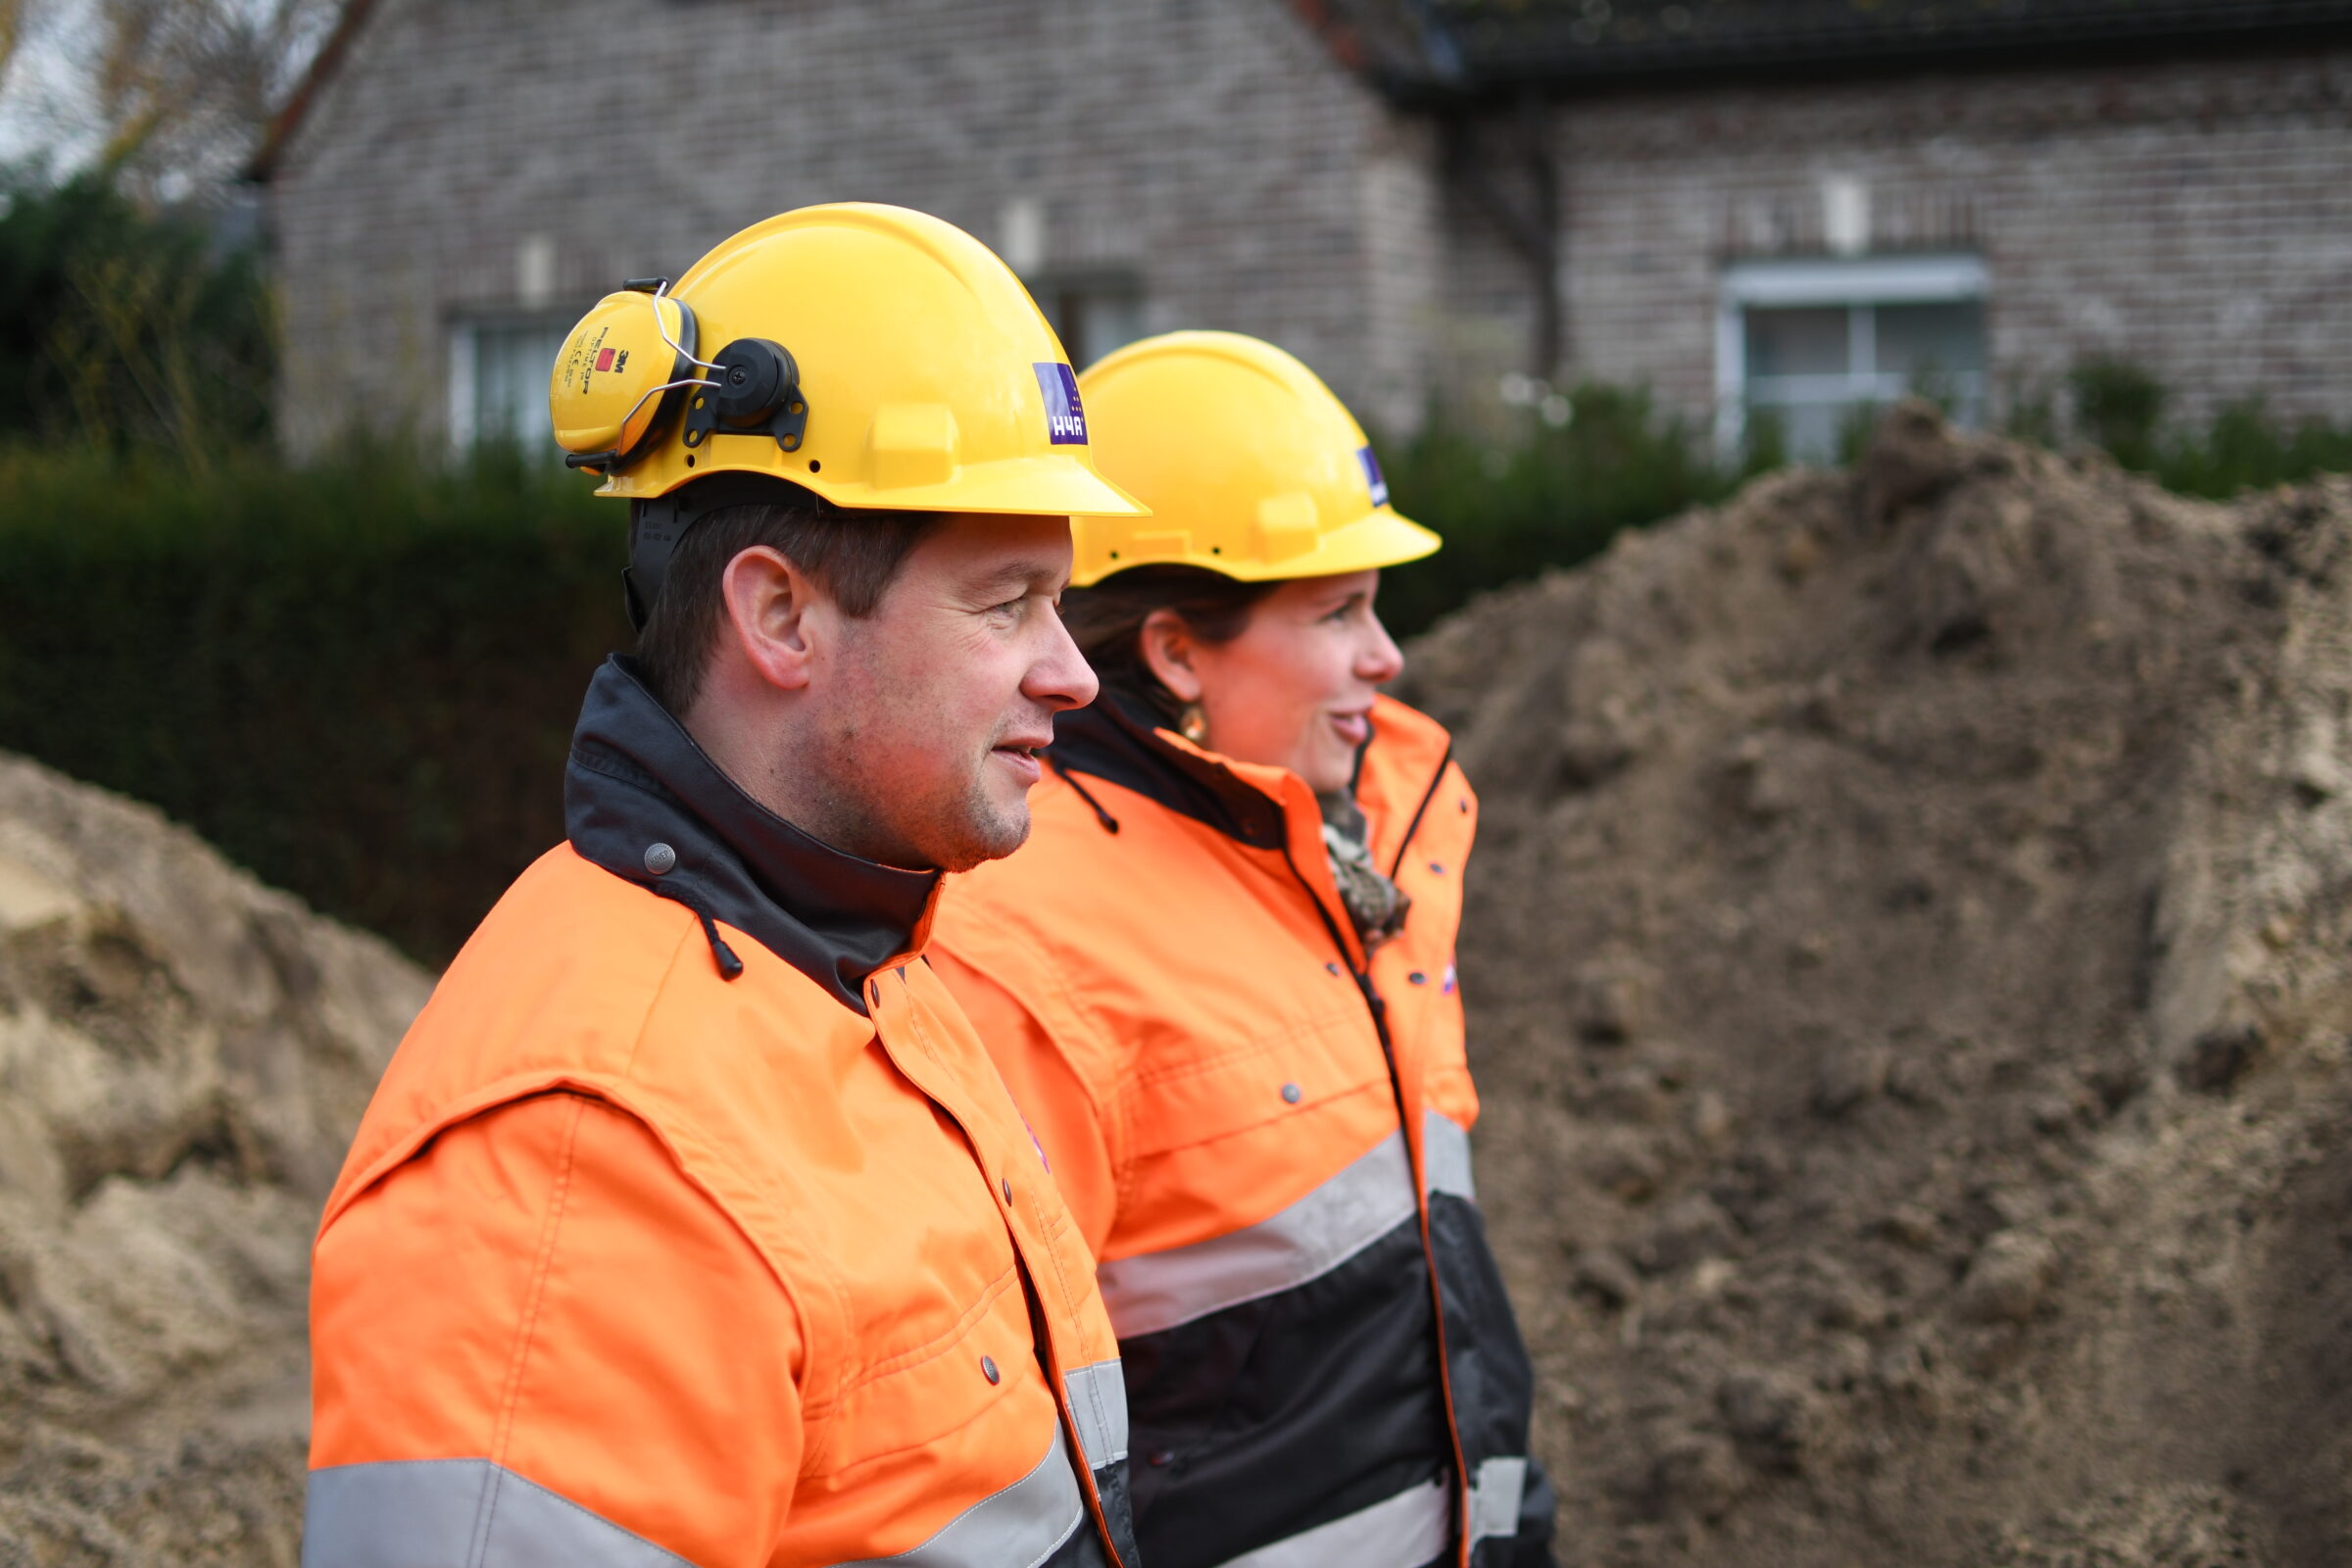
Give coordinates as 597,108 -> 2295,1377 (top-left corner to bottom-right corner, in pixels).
1357,445 -> 1390,508
1034,363 -> 1088,445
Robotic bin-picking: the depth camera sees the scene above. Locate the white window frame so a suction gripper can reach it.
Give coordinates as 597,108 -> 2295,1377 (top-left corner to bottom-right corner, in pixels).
446,312 -> 580,455
1715,253 -> 1989,456
445,322 -> 478,457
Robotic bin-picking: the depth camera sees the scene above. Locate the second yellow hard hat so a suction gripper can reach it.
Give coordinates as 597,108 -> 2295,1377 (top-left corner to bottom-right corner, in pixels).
1070,331 -> 1439,588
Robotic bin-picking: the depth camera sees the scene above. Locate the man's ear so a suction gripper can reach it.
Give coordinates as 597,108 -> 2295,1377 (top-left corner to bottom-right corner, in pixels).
719,546 -> 825,693
1139,608 -> 1202,706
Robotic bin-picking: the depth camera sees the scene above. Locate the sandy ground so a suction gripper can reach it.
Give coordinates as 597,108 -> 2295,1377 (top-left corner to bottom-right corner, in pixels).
0,753 -> 425,1566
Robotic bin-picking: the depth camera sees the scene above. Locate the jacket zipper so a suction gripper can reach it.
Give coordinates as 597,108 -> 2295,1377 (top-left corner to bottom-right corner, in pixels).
1279,752 -> 1475,1563
1386,742 -> 1454,882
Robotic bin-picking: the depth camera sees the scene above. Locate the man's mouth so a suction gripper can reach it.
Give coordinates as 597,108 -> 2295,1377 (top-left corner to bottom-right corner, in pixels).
993,737 -> 1051,780
1331,710 -> 1372,746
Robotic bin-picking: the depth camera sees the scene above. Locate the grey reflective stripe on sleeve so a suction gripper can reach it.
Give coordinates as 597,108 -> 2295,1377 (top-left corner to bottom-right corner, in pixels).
1468,1455 -> 1529,1542
1422,1108 -> 1476,1200
1063,1358 -> 1129,1468
302,1458 -> 692,1568
1097,1130 -> 1418,1338
1210,1476 -> 1452,1568
832,1423 -> 1085,1568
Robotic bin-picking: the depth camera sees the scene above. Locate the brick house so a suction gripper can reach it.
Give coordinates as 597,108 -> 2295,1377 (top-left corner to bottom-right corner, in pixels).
259,0 -> 2352,462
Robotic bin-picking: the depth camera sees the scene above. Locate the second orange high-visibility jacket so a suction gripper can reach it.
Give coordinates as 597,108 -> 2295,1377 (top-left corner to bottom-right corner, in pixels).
931,689 -> 1555,1568
303,658 -> 1137,1568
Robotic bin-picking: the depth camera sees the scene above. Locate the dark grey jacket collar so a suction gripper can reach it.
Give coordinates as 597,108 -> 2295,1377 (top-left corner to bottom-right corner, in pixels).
564,656 -> 938,1015
1045,689 -> 1290,850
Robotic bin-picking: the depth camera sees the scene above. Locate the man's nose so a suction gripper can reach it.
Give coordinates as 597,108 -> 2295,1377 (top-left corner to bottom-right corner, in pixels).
1028,612 -> 1100,712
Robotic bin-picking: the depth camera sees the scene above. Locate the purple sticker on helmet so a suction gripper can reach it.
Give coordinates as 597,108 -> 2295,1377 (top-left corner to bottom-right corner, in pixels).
1034,363 -> 1088,445
1357,445 -> 1390,508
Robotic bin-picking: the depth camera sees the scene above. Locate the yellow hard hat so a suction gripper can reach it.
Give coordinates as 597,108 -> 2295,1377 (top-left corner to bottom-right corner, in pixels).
1069,331 -> 1439,588
549,202 -> 1145,626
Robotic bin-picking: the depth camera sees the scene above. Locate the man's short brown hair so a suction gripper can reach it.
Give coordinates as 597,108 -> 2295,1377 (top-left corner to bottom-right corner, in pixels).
635,481 -> 943,715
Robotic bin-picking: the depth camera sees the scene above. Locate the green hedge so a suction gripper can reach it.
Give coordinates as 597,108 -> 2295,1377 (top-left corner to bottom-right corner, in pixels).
0,440 -> 625,963
4,373 -> 2344,965
1373,384 -> 1751,638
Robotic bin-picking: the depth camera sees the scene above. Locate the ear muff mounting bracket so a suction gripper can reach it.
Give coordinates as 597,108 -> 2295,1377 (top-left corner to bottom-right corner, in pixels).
681,337 -> 812,457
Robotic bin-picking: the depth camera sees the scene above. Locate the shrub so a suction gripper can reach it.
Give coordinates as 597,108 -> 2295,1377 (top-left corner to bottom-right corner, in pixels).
2069,359 -> 2168,474
0,438 -> 625,963
0,172 -> 273,459
1373,383 -> 1744,638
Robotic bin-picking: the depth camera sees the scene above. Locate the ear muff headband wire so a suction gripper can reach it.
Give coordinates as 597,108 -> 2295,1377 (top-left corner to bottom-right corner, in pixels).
610,285 -> 721,447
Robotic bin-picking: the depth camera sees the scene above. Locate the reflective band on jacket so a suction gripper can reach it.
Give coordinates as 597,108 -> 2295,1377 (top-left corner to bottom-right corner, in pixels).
1096,1113 -> 1480,1341
1098,1129 -> 1418,1337
1422,1108 -> 1475,1201
303,1458 -> 691,1568
304,1429 -> 1087,1568
832,1425 -> 1085,1568
1064,1357 -> 1130,1469
1469,1455 -> 1530,1542
1210,1476 -> 1451,1568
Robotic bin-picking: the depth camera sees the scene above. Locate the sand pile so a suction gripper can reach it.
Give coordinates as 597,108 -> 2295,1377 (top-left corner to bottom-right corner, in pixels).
1396,404 -> 2352,1567
0,755 -> 427,1567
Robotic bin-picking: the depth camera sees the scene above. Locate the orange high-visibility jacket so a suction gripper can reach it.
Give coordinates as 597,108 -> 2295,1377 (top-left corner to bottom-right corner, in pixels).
931,691 -> 1554,1568
304,658 -> 1136,1568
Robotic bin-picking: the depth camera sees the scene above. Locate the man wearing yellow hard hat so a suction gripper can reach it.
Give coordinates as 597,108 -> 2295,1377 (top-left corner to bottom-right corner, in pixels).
303,206 -> 1144,1567
933,331 -> 1558,1567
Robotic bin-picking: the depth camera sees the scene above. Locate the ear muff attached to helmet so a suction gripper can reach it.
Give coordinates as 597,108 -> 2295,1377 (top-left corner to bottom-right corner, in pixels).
550,281 -> 704,473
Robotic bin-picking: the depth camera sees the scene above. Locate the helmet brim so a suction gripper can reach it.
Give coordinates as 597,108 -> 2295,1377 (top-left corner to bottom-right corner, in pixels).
1071,505 -> 1440,588
625,452 -> 1148,520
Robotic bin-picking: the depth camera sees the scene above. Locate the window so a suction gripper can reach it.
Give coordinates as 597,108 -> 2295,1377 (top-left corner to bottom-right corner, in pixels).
1033,275 -> 1147,371
1717,255 -> 1988,461
448,315 -> 576,450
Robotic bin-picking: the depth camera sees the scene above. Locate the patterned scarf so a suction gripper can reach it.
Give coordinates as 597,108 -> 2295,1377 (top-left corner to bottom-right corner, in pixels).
1320,791 -> 1411,951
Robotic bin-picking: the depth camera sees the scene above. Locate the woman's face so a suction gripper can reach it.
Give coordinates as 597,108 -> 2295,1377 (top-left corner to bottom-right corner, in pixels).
1147,569 -> 1404,794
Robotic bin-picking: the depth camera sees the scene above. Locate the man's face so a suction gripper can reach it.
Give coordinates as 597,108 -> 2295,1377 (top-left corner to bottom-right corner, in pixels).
811,514 -> 1097,871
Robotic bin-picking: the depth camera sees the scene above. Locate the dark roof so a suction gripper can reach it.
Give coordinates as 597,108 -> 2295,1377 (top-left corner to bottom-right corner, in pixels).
1329,0 -> 2352,99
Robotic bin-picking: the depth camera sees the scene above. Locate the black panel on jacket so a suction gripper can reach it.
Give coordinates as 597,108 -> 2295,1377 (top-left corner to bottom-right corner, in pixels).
564,656 -> 937,1014
1119,1215 -> 1451,1568
1091,1459 -> 1138,1568
1044,1516 -> 1113,1568
1431,1192 -> 1559,1568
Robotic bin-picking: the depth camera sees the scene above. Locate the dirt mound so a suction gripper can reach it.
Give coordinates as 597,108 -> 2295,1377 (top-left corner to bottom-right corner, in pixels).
0,755 -> 428,1566
1396,404 -> 2352,1567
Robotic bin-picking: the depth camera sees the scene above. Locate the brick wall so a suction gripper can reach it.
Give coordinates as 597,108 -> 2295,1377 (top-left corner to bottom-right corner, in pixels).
1445,48 -> 2352,437
270,0 -> 1431,452
274,6 -> 2352,455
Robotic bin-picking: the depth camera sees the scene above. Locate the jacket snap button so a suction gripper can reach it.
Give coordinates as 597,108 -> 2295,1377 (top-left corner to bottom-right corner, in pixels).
1281,1082 -> 1302,1104
1001,1177 -> 1013,1204
1428,860 -> 1446,875
643,842 -> 676,875
981,1355 -> 1001,1385
1324,961 -> 1341,976
1409,971 -> 1428,985
1148,1448 -> 1176,1467
1458,798 -> 1469,812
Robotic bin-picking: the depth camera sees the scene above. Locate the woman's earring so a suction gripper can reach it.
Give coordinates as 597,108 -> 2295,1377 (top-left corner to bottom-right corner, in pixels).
1179,704 -> 1208,746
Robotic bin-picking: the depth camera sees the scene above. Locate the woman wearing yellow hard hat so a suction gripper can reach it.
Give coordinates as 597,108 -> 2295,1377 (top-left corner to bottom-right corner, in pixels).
932,331 -> 1556,1568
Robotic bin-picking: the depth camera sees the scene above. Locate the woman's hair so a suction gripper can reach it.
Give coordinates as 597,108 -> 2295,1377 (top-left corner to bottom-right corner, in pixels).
1060,565 -> 1277,722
